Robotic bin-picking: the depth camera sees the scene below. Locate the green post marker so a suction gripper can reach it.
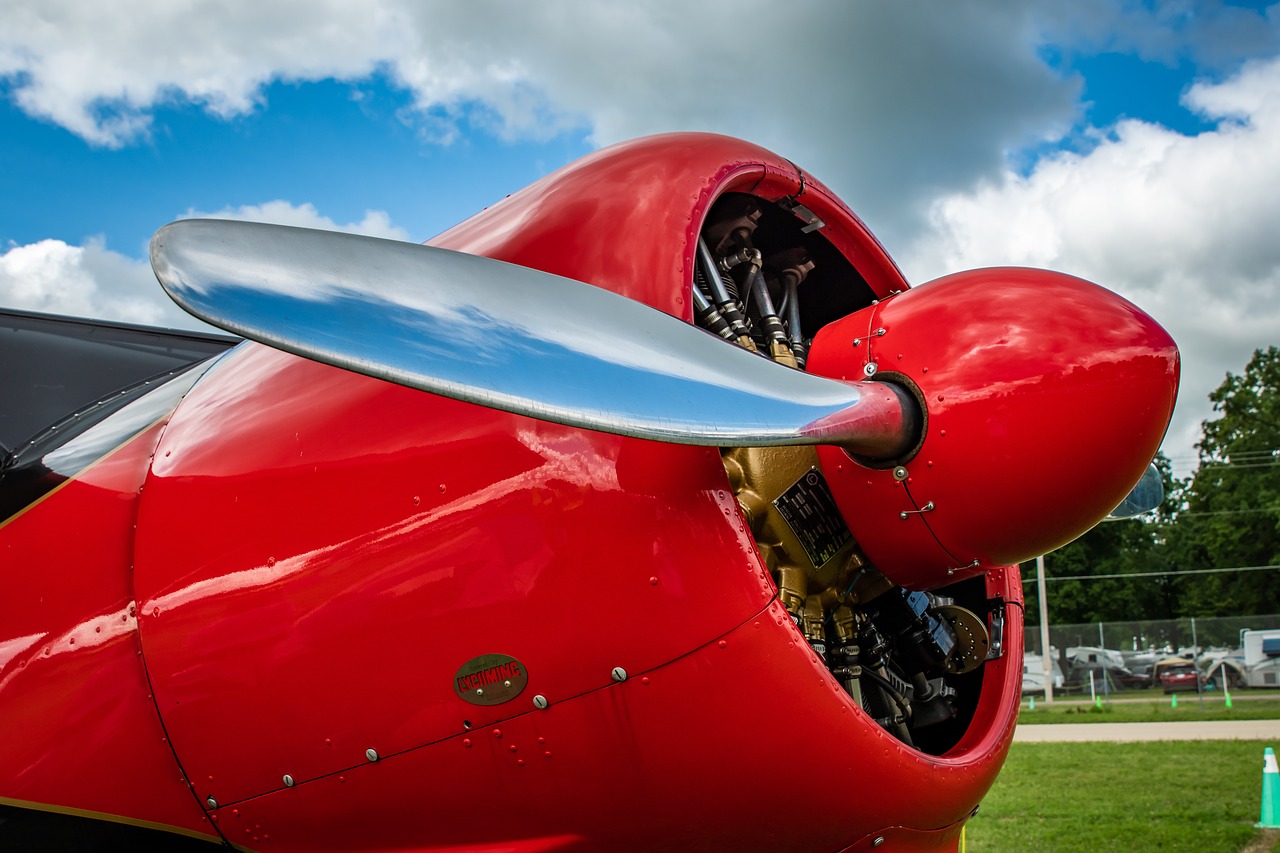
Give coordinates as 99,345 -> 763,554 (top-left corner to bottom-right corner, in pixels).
1257,747 -> 1279,829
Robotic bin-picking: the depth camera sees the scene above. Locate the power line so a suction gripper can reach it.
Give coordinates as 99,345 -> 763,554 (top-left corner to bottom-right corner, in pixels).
1021,563 -> 1280,582
1200,462 -> 1279,472
1176,507 -> 1280,518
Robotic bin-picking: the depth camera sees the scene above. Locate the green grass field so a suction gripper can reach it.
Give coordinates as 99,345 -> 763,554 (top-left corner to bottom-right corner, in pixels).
965,740 -> 1277,852
1019,695 -> 1280,725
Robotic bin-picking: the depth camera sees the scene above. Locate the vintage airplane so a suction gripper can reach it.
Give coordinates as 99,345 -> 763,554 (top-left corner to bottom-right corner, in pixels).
0,132 -> 1178,851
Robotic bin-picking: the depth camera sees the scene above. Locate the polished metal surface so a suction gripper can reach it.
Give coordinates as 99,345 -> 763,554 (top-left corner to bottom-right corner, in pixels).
151,220 -> 916,456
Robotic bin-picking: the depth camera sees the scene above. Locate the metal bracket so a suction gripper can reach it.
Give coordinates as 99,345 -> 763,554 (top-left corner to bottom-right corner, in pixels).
985,600 -> 1006,661
779,198 -> 826,233
898,500 -> 935,520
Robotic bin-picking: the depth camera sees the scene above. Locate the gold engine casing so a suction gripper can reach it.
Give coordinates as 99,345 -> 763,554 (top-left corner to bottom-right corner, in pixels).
722,446 -> 987,675
722,446 -> 892,646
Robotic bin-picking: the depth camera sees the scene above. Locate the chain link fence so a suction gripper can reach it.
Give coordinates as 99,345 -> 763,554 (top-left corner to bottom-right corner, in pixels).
1021,614 -> 1280,696
1025,614 -> 1280,657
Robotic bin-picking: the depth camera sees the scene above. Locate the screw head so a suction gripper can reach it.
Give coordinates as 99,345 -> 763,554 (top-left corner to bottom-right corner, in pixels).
533,694 -> 549,710
365,748 -> 379,762
863,362 -> 878,377
892,466 -> 908,481
206,797 -> 217,809
611,667 -> 628,682
283,774 -> 294,787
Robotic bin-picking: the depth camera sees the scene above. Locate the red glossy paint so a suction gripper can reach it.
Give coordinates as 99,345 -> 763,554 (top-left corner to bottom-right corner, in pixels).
133,344 -> 774,808
205,593 -> 1023,852
0,132 -> 1175,851
0,417 -> 218,844
809,268 -> 1180,590
431,133 -> 909,312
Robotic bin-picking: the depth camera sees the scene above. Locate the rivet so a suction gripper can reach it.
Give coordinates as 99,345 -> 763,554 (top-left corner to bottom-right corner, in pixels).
365,748 -> 379,762
863,362 -> 878,377
283,774 -> 294,787
533,694 -> 549,710
206,797 -> 217,809
611,667 -> 628,682
503,680 -> 511,688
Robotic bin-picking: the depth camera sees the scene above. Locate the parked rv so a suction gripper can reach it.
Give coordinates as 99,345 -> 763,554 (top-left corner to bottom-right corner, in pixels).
1022,651 -> 1065,695
1064,646 -> 1154,692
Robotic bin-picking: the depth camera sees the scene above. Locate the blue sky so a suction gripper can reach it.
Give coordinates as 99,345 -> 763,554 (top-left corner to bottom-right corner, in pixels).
3,1 -> 1279,473
0,77 -> 592,253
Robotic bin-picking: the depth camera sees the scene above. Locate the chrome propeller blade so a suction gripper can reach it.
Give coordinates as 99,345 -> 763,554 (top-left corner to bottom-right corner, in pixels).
1106,462 -> 1164,519
151,220 -> 917,457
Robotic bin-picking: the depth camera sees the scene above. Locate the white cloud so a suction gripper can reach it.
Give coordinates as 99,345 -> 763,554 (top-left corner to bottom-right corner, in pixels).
183,201 -> 411,241
0,1 -> 1083,245
1,202 -> 409,330
4,1 -> 1279,472
0,237 -> 199,327
5,2 -> 1278,246
901,56 -> 1280,475
0,0 -> 407,147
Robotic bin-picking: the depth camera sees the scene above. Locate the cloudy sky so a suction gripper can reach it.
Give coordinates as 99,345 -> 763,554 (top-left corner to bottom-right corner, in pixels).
3,1 -> 1278,475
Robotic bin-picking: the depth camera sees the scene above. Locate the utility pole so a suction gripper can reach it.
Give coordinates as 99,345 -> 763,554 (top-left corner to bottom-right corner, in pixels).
1036,554 -> 1054,703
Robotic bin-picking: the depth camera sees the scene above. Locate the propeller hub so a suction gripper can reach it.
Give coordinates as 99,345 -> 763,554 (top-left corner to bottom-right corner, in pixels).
808,268 -> 1180,590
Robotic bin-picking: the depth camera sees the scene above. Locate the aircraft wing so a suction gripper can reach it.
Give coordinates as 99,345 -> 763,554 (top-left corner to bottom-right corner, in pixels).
0,308 -> 238,458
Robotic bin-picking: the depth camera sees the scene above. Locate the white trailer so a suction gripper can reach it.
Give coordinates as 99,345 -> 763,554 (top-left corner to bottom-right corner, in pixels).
1241,629 -> 1280,688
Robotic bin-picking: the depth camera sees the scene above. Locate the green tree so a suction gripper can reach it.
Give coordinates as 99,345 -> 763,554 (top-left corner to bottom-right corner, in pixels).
1164,346 -> 1280,616
1023,347 -> 1280,637
1021,454 -> 1179,627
